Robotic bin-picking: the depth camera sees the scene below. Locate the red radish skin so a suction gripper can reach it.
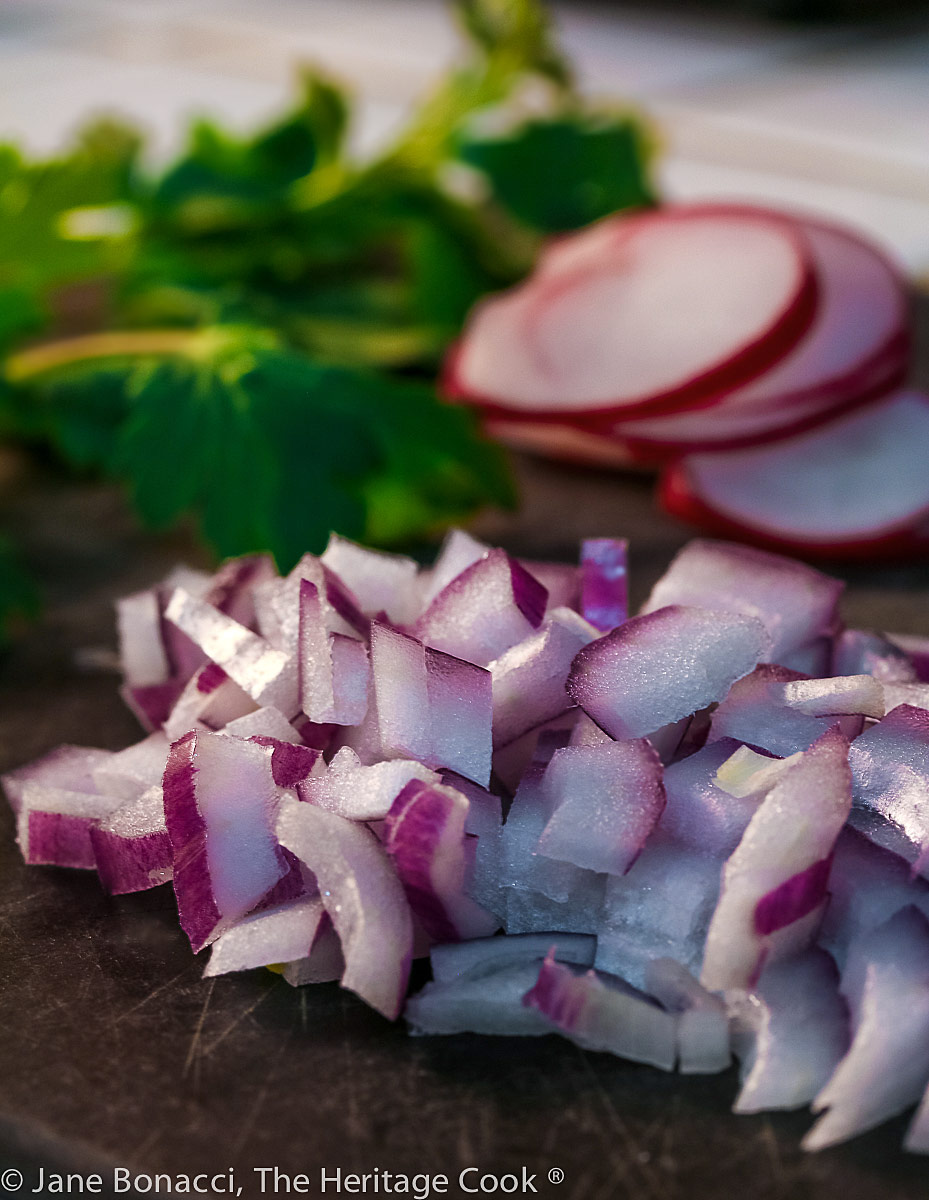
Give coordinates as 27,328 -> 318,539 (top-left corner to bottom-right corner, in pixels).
660,391 -> 929,560
445,204 -> 818,424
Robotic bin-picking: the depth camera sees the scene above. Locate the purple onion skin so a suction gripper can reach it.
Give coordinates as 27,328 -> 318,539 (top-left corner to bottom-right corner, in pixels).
581,538 -> 629,632
162,732 -> 221,954
91,827 -> 172,895
509,558 -> 548,628
249,738 -> 320,788
384,781 -> 461,944
25,811 -> 96,870
196,662 -> 228,695
754,856 -> 833,936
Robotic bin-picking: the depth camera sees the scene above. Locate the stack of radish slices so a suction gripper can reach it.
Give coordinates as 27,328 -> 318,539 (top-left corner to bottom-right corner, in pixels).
10,532 -> 929,1154
446,203 -> 928,558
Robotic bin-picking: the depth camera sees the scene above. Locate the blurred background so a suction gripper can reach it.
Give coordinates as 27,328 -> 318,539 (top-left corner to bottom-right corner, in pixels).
2,0 -> 928,271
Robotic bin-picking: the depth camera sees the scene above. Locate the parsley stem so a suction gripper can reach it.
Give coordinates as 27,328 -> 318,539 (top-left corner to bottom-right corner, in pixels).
5,330 -> 200,383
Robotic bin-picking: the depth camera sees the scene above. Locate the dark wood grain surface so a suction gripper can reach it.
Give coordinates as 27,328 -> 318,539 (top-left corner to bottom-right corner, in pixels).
2,302 -> 929,1199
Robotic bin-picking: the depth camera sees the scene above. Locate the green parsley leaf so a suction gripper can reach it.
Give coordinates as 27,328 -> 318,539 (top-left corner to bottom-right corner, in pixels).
458,112 -> 656,232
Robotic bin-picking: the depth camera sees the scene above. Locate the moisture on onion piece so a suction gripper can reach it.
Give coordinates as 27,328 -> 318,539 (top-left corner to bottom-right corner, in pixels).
14,526 -> 929,1157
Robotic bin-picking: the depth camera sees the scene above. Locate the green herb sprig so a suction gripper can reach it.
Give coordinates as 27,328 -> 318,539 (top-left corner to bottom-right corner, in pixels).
0,0 -> 655,639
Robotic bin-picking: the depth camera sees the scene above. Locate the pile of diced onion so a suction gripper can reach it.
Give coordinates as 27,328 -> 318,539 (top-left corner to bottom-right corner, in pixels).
9,531 -> 929,1153
446,202 -> 929,558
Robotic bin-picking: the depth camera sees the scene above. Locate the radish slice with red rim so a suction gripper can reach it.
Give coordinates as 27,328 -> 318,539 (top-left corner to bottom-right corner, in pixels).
446,205 -> 817,423
611,215 -> 909,455
660,390 -> 929,556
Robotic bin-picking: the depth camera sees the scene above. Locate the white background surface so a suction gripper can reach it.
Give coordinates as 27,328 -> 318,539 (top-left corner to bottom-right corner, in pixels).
1,0 -> 928,272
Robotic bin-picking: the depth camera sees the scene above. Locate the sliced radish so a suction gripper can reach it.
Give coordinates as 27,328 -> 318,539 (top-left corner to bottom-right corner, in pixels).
660,391 -> 929,557
611,215 -> 909,455
446,205 -> 816,422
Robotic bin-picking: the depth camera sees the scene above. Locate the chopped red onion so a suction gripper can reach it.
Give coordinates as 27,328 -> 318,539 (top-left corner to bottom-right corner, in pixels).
90,785 -> 172,895
17,782 -> 125,869
580,538 -> 628,632
659,739 -> 767,857
523,953 -> 677,1070
415,549 -> 548,667
383,779 -> 498,943
204,896 -> 329,977
701,726 -> 851,990
804,907 -> 929,1151
2,744 -> 114,815
489,609 -> 597,749
847,704 -> 929,876
536,740 -> 665,876
300,757 -> 439,821
430,932 -> 596,984
320,534 -> 419,626
833,630 -> 918,684
726,949 -> 848,1113
298,580 -> 369,726
163,731 -> 290,953
406,962 -> 556,1036
644,958 -> 730,1075
276,796 -> 413,1019
568,604 -> 771,740
91,732 -> 169,803
642,539 -> 843,664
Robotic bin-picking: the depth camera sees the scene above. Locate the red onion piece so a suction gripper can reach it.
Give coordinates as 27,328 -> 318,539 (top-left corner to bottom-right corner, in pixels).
90,785 -> 172,895
165,587 -> 297,715
523,952 -> 678,1069
642,539 -> 843,665
299,755 -> 439,821
701,726 -> 851,990
805,907 -> 929,1151
567,604 -> 771,740
406,962 -> 556,1036
430,932 -> 596,984
298,580 -> 369,726
364,622 -> 492,787
417,529 -> 490,614
726,949 -> 848,1114
595,838 -> 721,988
580,538 -> 628,632
644,959 -> 730,1075
2,744 -> 113,816
415,549 -> 547,667
446,205 -> 816,422
489,608 -> 597,748
275,796 -> 413,1019
383,779 -> 498,943
204,896 -> 329,978
536,740 -> 665,876
320,533 -> 419,626
833,630 -> 918,684
847,704 -> 929,876
17,782 -> 124,869
163,731 -> 290,953
659,738 -> 766,857
92,732 -> 169,803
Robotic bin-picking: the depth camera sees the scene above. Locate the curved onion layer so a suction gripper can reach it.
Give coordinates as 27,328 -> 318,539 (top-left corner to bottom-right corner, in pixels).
446,205 -> 816,422
568,605 -> 771,740
726,949 -> 847,1113
11,530 -> 929,1155
805,908 -> 929,1151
